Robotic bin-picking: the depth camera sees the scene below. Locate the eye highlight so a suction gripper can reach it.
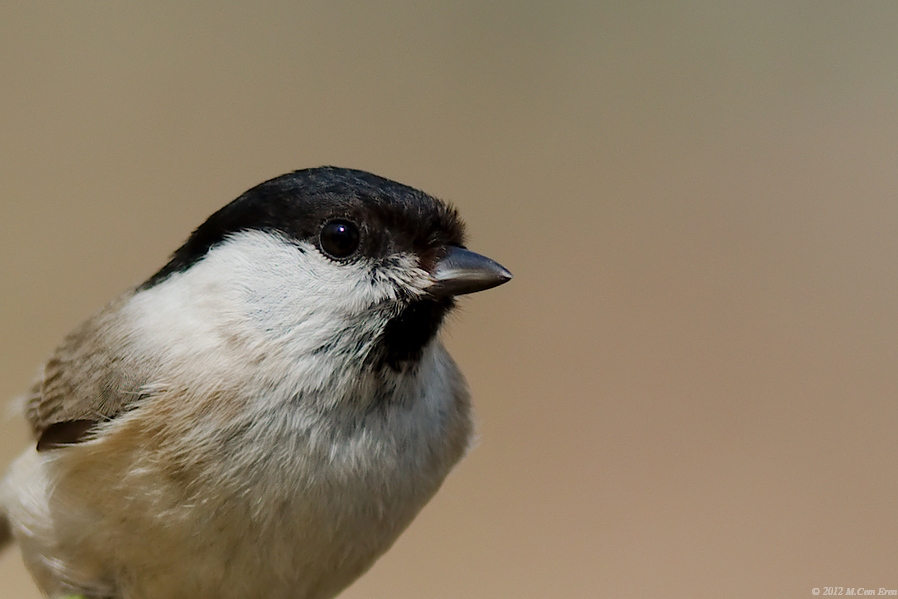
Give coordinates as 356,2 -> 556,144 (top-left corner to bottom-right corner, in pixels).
319,219 -> 361,259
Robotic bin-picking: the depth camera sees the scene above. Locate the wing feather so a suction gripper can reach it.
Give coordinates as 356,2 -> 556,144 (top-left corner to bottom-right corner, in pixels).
25,293 -> 150,449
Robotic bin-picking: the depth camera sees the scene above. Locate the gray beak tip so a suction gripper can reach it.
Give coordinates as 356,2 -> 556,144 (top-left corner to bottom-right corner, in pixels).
427,246 -> 513,298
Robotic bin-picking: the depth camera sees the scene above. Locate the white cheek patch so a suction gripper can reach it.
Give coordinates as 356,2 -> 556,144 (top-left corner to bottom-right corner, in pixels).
213,231 -> 394,336
368,253 -> 432,300
124,230 -> 433,375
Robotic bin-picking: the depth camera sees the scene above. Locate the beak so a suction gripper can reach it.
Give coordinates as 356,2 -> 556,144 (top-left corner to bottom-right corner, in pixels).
427,246 -> 513,298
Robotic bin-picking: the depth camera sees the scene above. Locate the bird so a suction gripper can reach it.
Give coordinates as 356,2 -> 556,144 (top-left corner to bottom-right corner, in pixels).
0,167 -> 511,599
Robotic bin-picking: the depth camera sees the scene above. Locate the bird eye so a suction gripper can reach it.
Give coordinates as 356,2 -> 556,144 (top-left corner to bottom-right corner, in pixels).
319,219 -> 361,259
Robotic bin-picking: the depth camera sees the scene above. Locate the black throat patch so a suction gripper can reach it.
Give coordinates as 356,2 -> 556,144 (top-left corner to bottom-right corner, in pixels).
374,298 -> 454,371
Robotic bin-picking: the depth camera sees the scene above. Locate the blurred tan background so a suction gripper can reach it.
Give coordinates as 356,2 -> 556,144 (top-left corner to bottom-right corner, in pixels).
2,3 -> 898,598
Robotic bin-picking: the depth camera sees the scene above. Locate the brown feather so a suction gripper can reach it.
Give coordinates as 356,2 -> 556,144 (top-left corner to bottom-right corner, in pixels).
26,292 -> 148,445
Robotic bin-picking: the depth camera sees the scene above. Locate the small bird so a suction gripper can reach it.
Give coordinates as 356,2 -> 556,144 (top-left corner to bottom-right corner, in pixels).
0,167 -> 511,599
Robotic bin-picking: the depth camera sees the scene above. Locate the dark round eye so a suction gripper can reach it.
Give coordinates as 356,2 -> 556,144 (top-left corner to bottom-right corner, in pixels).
319,219 -> 361,259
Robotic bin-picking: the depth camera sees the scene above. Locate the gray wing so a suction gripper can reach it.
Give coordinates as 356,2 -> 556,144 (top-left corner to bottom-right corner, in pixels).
25,292 -> 151,450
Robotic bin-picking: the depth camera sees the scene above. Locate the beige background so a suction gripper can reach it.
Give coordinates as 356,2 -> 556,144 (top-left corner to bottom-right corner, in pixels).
2,3 -> 898,598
